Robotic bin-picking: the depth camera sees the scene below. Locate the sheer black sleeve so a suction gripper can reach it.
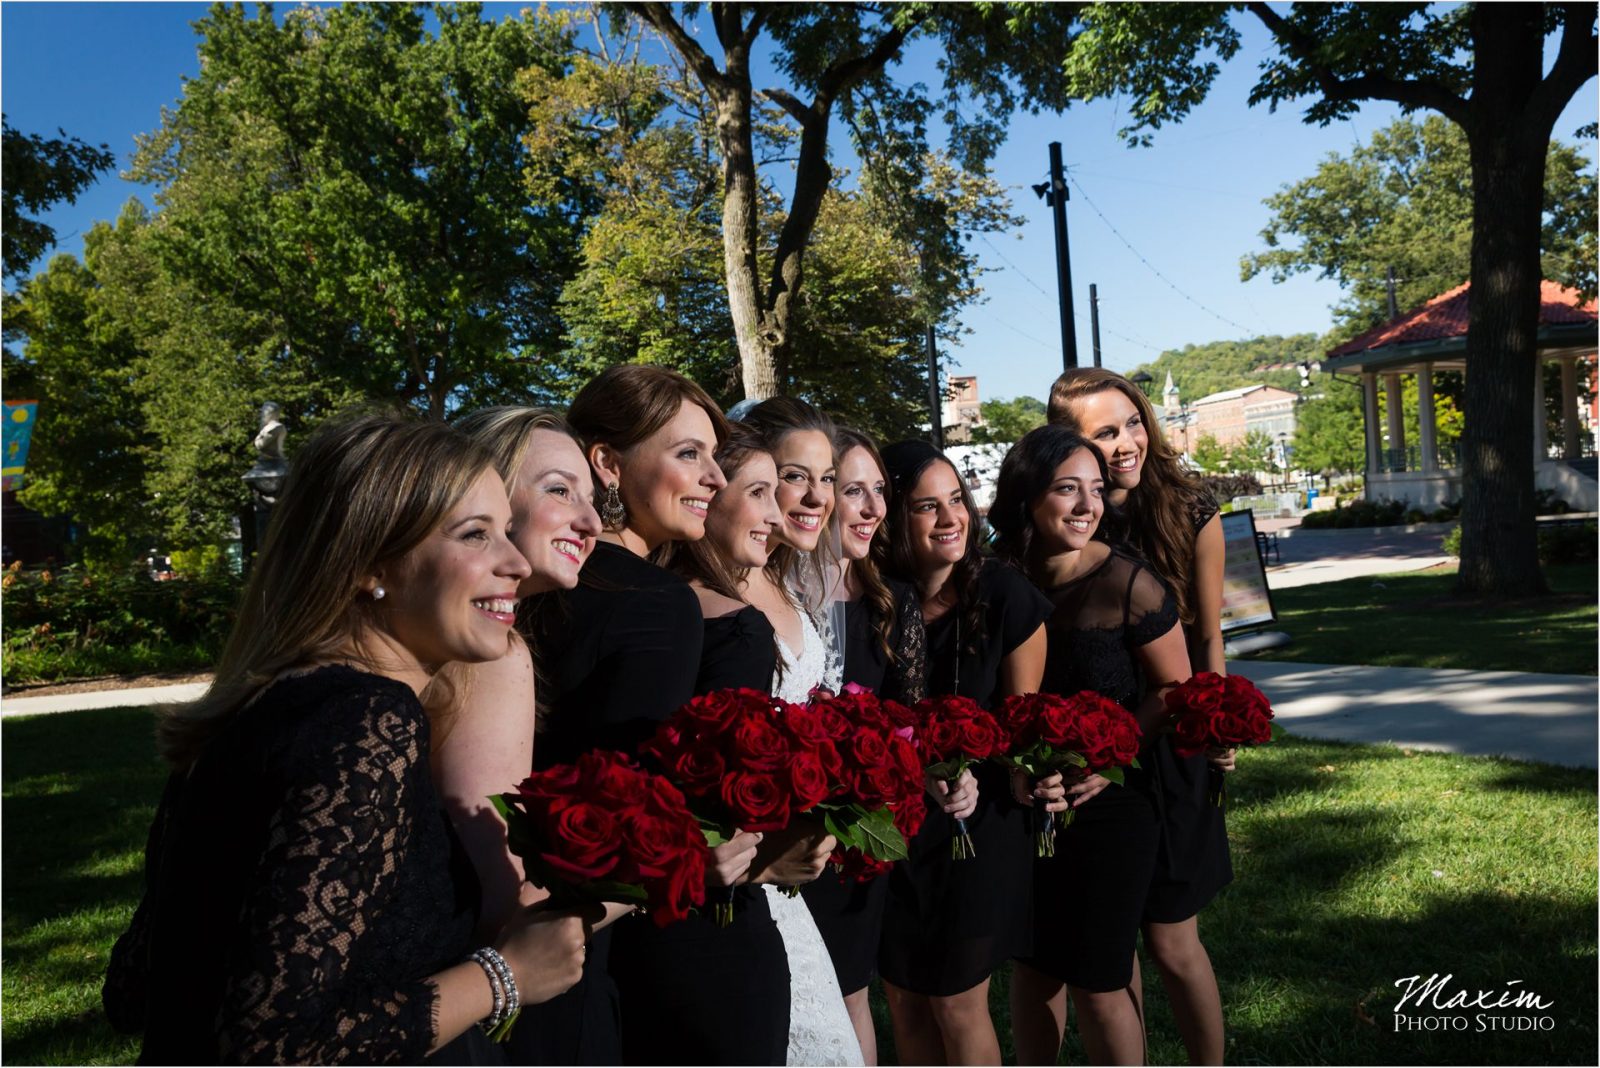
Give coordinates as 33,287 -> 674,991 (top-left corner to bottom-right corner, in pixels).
883,582 -> 927,705
215,687 -> 441,1064
1125,562 -> 1181,648
1185,486 -> 1220,534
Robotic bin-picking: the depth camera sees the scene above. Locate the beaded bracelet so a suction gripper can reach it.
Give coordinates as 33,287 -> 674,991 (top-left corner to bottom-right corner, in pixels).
468,947 -> 518,1032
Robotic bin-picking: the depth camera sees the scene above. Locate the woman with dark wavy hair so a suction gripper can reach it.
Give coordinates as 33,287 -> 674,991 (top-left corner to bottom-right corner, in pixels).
1048,369 -> 1233,1064
989,423 -> 1194,1065
875,440 -> 1049,1066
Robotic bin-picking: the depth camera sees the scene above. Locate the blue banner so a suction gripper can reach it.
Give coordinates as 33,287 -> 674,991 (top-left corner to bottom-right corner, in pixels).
3,400 -> 39,491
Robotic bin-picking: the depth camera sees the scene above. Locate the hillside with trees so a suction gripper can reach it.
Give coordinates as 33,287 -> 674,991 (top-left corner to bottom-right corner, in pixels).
1127,333 -> 1320,405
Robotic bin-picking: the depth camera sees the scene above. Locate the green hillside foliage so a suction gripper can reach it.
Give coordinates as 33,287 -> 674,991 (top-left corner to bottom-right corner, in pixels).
1128,333 -> 1321,405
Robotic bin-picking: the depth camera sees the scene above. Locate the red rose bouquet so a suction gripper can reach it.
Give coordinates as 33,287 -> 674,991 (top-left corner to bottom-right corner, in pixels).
913,695 -> 1009,860
995,691 -> 1143,856
491,751 -> 708,1038
1163,671 -> 1275,807
805,688 -> 925,881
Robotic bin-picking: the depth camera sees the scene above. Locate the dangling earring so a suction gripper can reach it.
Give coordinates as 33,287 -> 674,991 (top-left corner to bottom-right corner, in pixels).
372,586 -> 386,600
601,481 -> 626,530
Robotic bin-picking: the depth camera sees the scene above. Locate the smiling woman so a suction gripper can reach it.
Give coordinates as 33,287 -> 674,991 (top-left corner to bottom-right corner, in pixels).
102,411 -> 591,1065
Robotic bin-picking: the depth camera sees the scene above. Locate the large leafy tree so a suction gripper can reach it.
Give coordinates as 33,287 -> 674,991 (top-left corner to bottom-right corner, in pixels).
530,11 -> 1010,441
1060,2 -> 1597,596
1,116 -> 115,280
971,395 -> 1047,445
130,2 -> 588,419
1243,115 -> 1597,339
623,2 -> 1083,399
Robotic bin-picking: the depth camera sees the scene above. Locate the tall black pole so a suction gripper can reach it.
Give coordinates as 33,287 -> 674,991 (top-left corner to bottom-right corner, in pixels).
1089,283 -> 1102,368
926,321 -> 944,449
1048,142 -> 1078,370
1385,265 -> 1400,320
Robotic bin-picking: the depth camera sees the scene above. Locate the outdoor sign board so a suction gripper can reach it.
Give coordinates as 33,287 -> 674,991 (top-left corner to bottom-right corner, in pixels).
1219,508 -> 1278,633
3,400 -> 38,491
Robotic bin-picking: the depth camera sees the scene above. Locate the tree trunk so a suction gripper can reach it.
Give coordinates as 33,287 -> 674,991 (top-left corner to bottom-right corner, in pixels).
709,53 -> 780,399
1456,5 -> 1552,596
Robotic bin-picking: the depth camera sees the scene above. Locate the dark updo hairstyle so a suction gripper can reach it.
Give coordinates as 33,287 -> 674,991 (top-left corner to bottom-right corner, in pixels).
834,426 -> 898,662
738,396 -> 839,611
880,440 -> 986,657
989,424 -> 1115,575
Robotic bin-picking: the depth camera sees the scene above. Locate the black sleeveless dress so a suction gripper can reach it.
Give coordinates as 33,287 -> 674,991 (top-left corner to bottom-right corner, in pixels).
801,577 -> 927,995
1143,493 -> 1234,923
604,603 -> 790,1066
878,559 -> 1050,996
102,666 -> 496,1065
1021,548 -> 1172,992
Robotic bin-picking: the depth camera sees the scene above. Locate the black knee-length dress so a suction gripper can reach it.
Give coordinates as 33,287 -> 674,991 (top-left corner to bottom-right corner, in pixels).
878,559 -> 1051,996
523,543 -> 788,1066
800,577 -> 927,996
1021,547 -> 1176,992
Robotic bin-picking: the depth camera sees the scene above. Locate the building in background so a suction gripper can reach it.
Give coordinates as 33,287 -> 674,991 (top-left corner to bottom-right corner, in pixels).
942,375 -> 984,443
1160,378 -> 1299,454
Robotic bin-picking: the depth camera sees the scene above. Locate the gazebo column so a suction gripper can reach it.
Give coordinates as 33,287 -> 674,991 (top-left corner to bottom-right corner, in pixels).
1533,358 -> 1547,462
1417,364 -> 1438,472
1560,355 -> 1581,459
1362,372 -> 1382,473
1383,372 -> 1406,470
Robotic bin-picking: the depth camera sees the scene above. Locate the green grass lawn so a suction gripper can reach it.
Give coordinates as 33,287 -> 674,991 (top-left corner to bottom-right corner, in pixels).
5,708 -> 1595,1065
1240,562 -> 1596,676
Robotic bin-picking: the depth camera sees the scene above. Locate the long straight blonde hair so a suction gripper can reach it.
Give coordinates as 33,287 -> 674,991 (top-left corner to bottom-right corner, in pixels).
158,411 -> 498,768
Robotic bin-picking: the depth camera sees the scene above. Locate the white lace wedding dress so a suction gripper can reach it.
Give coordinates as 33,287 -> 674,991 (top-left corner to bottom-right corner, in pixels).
768,606 -> 864,1067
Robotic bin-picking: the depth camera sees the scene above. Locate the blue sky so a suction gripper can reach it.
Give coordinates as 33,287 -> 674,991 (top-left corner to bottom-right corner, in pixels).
3,2 -> 1595,403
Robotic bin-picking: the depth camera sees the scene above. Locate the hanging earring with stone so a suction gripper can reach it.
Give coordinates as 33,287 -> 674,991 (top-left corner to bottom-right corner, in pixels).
601,481 -> 626,530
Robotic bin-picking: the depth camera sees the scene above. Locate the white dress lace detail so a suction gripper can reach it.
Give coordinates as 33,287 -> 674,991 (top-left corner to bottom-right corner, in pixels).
768,608 -> 863,1066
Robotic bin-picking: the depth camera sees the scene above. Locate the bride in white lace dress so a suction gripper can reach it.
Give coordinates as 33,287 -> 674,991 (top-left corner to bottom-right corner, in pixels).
767,601 -> 863,1067
733,395 -> 863,1066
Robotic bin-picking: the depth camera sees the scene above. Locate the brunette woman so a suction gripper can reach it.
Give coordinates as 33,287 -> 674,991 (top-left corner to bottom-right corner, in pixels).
799,425 -> 927,1065
990,424 -> 1193,1065
876,440 -> 1051,1066
1049,369 -> 1232,1064
103,412 -> 589,1064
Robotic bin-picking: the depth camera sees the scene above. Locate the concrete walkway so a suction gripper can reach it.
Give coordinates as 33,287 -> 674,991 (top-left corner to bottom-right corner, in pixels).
1227,658 -> 1598,770
5,662 -> 1595,772
1258,522 -> 1453,589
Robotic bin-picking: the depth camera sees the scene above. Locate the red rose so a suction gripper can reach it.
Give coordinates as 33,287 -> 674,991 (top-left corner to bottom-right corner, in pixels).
731,714 -> 789,772
881,699 -> 919,730
787,751 -> 832,811
957,714 -> 1002,760
923,716 -> 963,760
582,751 -> 640,807
847,729 -> 890,769
817,708 -> 853,741
813,738 -> 844,780
721,771 -> 790,831
782,704 -> 831,747
1035,699 -> 1077,748
670,741 -> 726,797
541,801 -> 621,881
1171,711 -> 1213,757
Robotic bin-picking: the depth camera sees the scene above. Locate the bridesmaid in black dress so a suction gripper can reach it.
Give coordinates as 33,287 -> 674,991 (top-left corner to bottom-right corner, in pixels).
876,440 -> 1051,1066
801,426 -> 926,1066
1049,369 -> 1232,1063
524,366 -> 794,1067
103,413 -> 588,1064
989,424 -> 1195,1066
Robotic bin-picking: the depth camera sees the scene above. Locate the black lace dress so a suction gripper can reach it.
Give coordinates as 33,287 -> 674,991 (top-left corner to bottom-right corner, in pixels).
1022,548 -> 1172,992
603,603 -> 790,1066
102,665 -> 492,1065
1144,492 -> 1233,923
801,577 -> 927,996
879,559 -> 1051,996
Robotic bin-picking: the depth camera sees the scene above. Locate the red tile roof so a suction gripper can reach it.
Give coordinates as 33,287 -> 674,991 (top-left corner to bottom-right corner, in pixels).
1327,280 -> 1598,358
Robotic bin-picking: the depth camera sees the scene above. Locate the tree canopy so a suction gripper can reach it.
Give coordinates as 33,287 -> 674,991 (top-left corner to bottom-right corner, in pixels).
1,116 -> 115,280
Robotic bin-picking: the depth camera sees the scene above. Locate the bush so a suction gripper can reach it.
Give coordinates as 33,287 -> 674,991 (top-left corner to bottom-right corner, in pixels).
1539,521 -> 1597,564
1299,499 -> 1408,529
1200,473 -> 1263,506
1,563 -> 239,684
1442,525 -> 1462,556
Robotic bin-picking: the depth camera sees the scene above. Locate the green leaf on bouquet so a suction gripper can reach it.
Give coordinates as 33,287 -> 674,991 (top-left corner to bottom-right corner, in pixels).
1268,723 -> 1287,742
925,758 -> 965,780
1130,756 -> 1142,770
1099,766 -> 1126,786
822,808 -> 860,851
854,806 -> 908,862
1062,751 -> 1088,768
583,879 -> 650,903
700,825 -> 728,848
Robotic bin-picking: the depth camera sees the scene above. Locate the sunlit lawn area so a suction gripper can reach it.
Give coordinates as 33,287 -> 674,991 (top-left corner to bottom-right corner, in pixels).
1240,562 -> 1596,676
5,706 -> 1594,1065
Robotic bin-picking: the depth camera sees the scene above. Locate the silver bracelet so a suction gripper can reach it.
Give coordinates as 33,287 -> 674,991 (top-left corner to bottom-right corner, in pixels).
468,948 -> 508,1030
471,947 -> 520,1026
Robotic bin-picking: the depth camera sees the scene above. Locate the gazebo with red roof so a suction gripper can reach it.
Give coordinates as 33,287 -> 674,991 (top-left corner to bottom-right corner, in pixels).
1321,280 -> 1598,511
